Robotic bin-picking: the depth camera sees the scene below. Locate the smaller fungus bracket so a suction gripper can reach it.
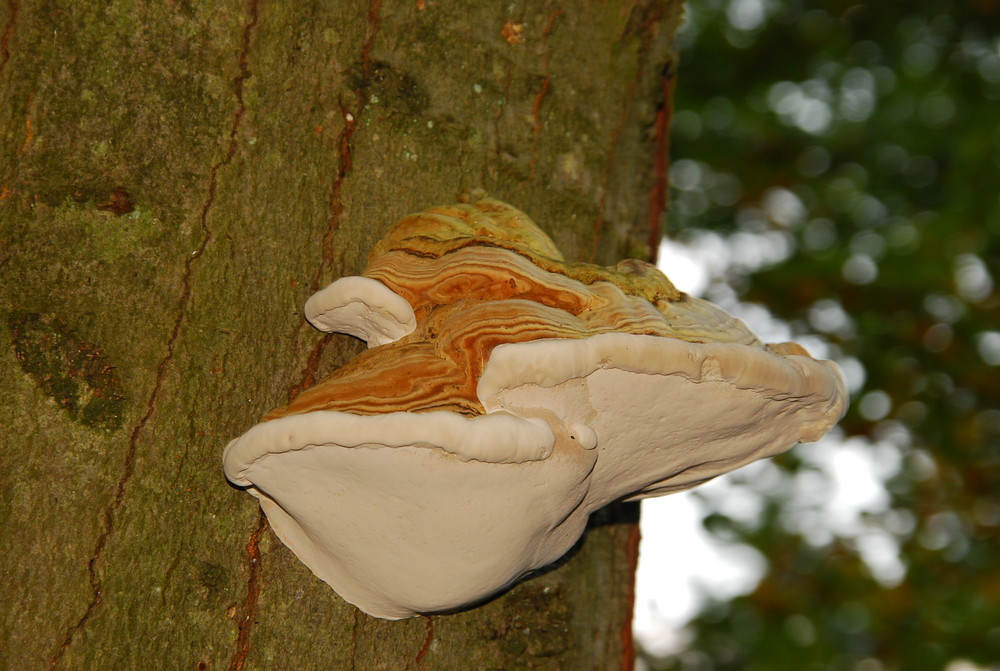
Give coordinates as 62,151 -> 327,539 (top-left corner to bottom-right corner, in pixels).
304,276 -> 416,347
223,198 -> 848,620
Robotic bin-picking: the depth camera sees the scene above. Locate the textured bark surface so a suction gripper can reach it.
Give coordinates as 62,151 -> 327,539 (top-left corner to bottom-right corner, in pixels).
0,1 -> 680,669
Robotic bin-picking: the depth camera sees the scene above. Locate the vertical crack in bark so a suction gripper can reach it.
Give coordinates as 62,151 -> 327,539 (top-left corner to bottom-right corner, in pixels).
526,9 -> 562,183
619,520 -> 642,671
290,0 -> 382,392
286,336 -> 328,402
414,615 -> 434,670
319,105 -> 357,276
647,66 -> 675,266
227,510 -> 267,671
317,0 -> 382,278
16,91 -> 34,156
48,1 -> 259,667
358,0 -> 382,75
0,0 -> 17,76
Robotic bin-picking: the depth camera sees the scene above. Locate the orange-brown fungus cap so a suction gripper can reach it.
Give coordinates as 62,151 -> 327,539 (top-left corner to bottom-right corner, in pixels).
267,199 -> 774,420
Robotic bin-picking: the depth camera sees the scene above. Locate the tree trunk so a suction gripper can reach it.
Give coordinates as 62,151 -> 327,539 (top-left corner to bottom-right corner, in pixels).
0,1 -> 681,668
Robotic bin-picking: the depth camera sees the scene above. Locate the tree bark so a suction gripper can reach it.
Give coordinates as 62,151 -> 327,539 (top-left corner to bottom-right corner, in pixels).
0,1 -> 681,668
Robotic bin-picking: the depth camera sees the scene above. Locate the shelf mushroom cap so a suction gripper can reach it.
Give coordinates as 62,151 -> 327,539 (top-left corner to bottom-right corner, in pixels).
223,199 -> 848,619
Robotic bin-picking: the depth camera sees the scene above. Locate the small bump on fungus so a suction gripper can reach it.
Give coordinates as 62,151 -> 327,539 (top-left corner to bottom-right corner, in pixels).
223,199 -> 847,620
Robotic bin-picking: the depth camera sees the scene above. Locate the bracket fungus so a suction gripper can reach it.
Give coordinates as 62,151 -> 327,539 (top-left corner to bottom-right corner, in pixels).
223,199 -> 847,620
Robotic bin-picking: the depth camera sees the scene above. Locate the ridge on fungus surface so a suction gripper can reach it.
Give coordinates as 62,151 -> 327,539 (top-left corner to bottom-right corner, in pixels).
265,200 -> 774,422
366,200 -> 683,311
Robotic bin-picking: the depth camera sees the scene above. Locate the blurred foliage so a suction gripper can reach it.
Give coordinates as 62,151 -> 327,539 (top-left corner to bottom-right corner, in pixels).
643,1 -> 1000,670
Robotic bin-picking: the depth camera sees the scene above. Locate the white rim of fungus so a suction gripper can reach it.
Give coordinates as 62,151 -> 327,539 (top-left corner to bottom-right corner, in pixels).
304,276 -> 417,347
478,333 -> 847,441
223,410 -> 556,486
